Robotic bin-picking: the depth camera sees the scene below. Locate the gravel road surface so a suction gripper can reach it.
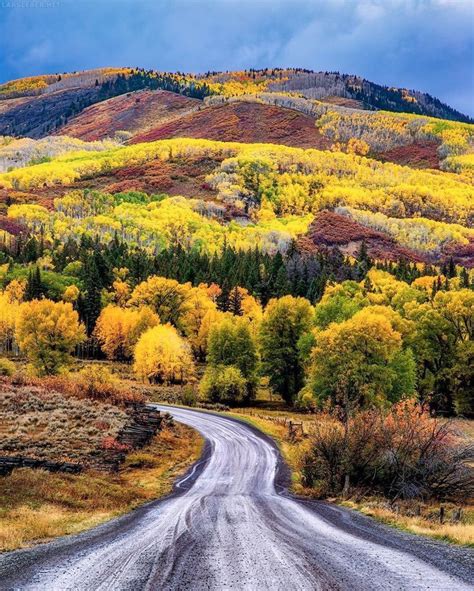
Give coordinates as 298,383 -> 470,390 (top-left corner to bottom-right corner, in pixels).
0,406 -> 473,590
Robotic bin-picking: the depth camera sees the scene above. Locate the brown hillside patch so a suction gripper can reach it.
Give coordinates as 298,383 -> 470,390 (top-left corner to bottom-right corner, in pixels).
0,381 -> 128,467
99,155 -> 221,199
378,140 -> 440,169
58,90 -> 200,141
132,102 -> 331,149
0,155 -> 222,209
305,210 -> 425,262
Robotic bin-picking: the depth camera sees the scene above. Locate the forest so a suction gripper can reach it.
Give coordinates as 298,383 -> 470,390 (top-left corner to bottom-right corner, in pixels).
0,132 -> 471,421
0,189 -> 472,417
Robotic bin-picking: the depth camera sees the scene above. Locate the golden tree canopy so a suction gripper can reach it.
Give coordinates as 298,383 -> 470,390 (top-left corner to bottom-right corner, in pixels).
133,324 -> 195,384
95,304 -> 159,360
15,299 -> 85,375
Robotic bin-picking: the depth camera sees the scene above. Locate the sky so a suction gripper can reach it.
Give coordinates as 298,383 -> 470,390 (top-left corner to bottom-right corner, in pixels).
0,0 -> 473,116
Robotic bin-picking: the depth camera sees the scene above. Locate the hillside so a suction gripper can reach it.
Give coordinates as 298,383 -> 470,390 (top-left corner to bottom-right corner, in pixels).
0,67 -> 471,140
0,69 -> 209,139
57,90 -> 199,142
0,67 -> 472,269
0,137 -> 472,267
199,69 -> 472,122
264,70 -> 471,122
131,102 -> 331,149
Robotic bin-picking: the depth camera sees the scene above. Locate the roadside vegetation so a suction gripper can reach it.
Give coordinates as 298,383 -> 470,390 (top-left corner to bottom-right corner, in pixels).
231,403 -> 474,547
0,420 -> 202,551
0,361 -> 203,551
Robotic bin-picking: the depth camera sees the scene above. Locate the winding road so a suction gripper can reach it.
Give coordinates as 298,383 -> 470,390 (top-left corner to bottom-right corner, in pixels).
1,406 -> 473,590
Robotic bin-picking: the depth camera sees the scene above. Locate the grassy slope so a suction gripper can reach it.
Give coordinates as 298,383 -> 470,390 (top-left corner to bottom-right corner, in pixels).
0,423 -> 203,552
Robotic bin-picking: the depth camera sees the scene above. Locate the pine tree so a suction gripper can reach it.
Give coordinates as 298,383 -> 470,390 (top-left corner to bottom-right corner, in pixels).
217,280 -> 231,312
460,267 -> 470,289
25,266 -> 44,300
81,257 -> 102,336
448,257 -> 457,279
22,238 -> 39,263
228,286 -> 243,316
274,266 -> 290,297
356,240 -> 372,279
364,275 -> 373,293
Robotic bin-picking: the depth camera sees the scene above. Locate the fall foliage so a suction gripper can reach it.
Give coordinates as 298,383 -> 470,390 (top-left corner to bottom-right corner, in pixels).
133,324 -> 195,384
15,299 -> 85,375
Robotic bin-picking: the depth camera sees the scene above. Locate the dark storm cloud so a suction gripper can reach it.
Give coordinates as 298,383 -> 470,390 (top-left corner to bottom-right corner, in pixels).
0,0 -> 472,115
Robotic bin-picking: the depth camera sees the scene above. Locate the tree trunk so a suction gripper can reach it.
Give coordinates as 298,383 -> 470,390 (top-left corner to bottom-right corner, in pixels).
342,389 -> 351,499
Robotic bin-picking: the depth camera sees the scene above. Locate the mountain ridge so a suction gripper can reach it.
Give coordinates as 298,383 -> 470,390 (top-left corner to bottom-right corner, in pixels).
0,67 -> 471,140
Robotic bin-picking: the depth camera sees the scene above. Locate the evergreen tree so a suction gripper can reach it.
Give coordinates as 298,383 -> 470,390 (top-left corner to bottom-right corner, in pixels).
22,238 -> 39,264
460,267 -> 470,289
80,257 -> 103,336
217,280 -> 231,312
228,286 -> 243,316
25,266 -> 45,300
356,240 -> 372,278
448,257 -> 457,279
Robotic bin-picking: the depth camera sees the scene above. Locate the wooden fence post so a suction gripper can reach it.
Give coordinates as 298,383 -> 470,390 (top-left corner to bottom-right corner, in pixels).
439,505 -> 445,524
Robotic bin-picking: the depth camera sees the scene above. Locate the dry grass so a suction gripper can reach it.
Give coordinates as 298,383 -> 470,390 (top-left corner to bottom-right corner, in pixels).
451,419 -> 474,442
0,382 -> 127,464
342,500 -> 474,547
0,423 -> 203,551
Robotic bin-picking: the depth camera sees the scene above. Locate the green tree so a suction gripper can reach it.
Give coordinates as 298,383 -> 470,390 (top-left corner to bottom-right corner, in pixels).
314,281 -> 367,329
260,295 -> 313,404
309,307 -> 407,412
207,316 -> 258,398
200,365 -> 246,405
405,289 -> 473,413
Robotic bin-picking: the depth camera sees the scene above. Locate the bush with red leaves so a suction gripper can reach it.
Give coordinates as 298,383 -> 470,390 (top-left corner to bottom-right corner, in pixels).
302,401 -> 474,501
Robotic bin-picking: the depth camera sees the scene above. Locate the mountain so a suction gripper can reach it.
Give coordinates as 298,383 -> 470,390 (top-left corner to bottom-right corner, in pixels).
0,67 -> 471,140
0,66 -> 472,268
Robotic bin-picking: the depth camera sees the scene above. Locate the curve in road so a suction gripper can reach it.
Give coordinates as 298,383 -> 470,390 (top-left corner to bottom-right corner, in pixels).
0,406 -> 473,590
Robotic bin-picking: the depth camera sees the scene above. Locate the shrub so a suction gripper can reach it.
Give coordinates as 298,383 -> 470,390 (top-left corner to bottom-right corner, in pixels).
0,358 -> 15,377
294,388 -> 317,412
36,367 -> 144,405
199,365 -> 246,405
302,401 -> 474,502
74,365 -> 135,405
181,385 -> 198,407
301,418 -> 345,495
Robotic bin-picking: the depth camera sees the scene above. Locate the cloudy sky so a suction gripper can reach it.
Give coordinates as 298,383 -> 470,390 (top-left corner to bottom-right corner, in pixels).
0,0 -> 473,115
